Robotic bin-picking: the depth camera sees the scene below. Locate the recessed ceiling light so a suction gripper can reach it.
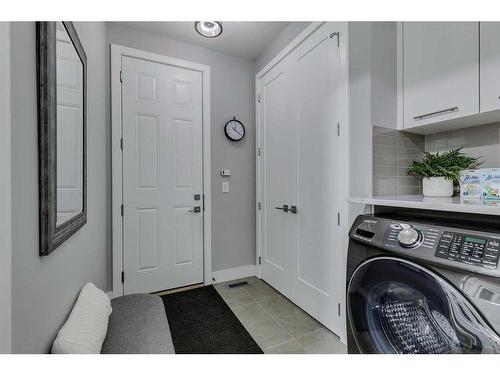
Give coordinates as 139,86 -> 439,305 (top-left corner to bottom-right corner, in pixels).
194,21 -> 223,38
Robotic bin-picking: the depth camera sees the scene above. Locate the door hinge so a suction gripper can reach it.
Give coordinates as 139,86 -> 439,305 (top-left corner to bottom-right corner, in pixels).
337,123 -> 340,137
121,271 -> 124,283
120,138 -> 123,150
121,204 -> 124,217
258,202 -> 261,210
330,32 -> 340,47
203,194 -> 205,211
119,70 -> 123,83
257,147 -> 261,157
338,302 -> 341,316
257,93 -> 261,103
258,256 -> 262,265
337,212 -> 341,226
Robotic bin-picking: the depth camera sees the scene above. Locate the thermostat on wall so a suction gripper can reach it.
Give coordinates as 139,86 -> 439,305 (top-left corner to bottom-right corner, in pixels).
220,169 -> 231,177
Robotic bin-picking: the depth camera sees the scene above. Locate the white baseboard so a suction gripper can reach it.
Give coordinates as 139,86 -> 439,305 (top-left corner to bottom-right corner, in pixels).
106,265 -> 257,297
211,265 -> 257,284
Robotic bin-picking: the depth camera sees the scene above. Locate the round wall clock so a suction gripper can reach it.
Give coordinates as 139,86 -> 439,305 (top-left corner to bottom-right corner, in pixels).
224,117 -> 245,142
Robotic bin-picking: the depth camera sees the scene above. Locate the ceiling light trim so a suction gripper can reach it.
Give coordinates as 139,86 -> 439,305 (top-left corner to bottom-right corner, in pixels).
194,21 -> 223,38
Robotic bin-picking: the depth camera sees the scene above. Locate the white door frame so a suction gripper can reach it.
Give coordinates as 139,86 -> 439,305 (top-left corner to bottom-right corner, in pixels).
255,22 -> 350,343
111,44 -> 212,297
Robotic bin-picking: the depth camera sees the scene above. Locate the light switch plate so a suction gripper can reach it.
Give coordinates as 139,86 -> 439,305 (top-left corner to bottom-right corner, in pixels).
222,181 -> 229,193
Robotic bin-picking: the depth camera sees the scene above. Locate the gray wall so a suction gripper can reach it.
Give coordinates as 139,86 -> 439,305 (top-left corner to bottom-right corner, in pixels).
255,22 -> 310,73
10,22 -> 109,353
107,24 -> 257,272
0,22 -> 12,354
348,22 -> 376,224
348,22 -> 373,200
349,22 -> 405,199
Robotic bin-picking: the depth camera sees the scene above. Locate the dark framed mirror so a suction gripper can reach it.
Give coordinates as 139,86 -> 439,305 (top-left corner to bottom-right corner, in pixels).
37,22 -> 87,256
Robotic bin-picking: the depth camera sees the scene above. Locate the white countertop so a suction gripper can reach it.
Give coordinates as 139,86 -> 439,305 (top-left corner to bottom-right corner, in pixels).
349,195 -> 500,216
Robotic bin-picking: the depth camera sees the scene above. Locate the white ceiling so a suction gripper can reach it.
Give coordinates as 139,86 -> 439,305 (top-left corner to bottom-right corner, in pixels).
114,22 -> 289,60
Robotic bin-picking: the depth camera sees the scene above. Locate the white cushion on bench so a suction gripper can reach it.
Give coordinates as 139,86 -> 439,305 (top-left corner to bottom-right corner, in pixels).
51,282 -> 112,354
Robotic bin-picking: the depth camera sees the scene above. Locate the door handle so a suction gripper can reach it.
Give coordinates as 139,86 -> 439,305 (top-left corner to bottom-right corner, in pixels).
290,205 -> 298,214
413,107 -> 458,121
274,205 -> 289,212
188,206 -> 201,213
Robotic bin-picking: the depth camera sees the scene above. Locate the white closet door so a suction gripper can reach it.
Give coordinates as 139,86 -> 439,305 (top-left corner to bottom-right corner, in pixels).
259,23 -> 345,338
260,56 -> 295,298
122,56 -> 204,294
290,25 -> 343,335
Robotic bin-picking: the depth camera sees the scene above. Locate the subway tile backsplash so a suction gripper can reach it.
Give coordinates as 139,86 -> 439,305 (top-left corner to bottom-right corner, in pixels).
373,123 -> 500,197
425,123 -> 500,168
373,126 -> 424,196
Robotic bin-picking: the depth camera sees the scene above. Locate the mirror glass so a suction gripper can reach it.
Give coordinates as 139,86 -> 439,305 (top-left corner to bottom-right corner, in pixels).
55,22 -> 84,227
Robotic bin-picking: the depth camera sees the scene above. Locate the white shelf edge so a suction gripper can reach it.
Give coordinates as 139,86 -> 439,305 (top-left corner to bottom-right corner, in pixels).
349,196 -> 500,216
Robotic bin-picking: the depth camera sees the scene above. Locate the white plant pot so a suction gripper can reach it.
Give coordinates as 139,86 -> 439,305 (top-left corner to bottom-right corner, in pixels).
422,177 -> 454,197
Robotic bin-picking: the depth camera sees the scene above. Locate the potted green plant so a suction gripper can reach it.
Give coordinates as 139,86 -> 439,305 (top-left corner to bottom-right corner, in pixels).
408,148 -> 481,197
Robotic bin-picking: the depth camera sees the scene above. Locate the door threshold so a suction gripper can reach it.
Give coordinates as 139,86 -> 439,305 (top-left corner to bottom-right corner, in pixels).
153,282 -> 205,296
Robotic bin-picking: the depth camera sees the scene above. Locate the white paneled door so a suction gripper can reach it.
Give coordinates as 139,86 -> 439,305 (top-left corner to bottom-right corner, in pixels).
122,56 -> 204,294
258,23 -> 345,337
290,27 -> 343,336
261,55 -> 295,299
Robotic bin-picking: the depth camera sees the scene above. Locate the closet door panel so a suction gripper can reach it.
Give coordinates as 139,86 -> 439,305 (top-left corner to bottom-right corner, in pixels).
260,56 -> 294,298
290,24 -> 343,336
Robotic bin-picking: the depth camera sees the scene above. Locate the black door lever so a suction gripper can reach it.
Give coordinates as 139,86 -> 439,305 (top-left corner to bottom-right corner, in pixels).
274,205 -> 289,212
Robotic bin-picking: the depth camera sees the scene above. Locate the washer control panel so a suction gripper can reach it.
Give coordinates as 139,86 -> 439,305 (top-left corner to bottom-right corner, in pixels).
349,215 -> 500,276
383,223 -> 440,251
435,232 -> 500,269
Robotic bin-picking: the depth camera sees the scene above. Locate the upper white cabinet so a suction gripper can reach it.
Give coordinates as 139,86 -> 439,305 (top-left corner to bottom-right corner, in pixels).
480,22 -> 500,113
403,22 -> 479,130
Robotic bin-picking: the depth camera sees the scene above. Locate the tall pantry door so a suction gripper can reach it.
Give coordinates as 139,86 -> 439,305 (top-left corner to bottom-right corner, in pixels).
260,55 -> 295,300
259,22 -> 345,337
289,25 -> 344,336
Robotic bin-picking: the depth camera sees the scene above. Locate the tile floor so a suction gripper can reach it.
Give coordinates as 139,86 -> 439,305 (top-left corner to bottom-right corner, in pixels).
214,276 -> 347,354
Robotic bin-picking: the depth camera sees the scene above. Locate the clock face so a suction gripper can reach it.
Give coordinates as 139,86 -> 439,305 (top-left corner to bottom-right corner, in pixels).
225,119 -> 245,141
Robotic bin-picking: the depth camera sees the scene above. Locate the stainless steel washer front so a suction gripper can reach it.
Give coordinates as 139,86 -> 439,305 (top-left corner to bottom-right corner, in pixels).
347,256 -> 500,354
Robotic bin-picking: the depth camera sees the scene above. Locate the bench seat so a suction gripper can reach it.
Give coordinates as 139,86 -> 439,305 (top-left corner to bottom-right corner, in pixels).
101,294 -> 175,354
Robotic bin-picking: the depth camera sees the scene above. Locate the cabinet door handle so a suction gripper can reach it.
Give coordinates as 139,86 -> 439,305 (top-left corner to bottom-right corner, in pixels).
413,106 -> 458,121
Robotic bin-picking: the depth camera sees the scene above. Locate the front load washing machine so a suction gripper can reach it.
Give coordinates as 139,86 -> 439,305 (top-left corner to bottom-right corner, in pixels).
346,208 -> 500,354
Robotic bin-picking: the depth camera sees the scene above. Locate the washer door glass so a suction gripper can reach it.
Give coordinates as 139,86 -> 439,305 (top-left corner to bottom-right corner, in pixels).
347,257 -> 500,354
